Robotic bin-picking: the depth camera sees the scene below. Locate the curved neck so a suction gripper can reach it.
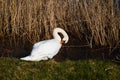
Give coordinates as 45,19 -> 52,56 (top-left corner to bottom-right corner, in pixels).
53,28 -> 69,43
53,29 -> 61,41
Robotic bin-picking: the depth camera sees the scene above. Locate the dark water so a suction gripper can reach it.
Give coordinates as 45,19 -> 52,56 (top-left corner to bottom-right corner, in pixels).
0,38 -> 120,62
0,45 -> 119,63
56,47 -> 120,61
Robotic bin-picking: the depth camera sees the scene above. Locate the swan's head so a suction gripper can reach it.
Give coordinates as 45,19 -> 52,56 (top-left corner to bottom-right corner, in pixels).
61,34 -> 69,44
53,28 -> 69,44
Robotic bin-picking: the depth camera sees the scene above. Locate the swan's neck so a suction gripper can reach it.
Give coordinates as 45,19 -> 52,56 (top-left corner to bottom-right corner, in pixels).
53,28 -> 69,44
53,30 -> 61,41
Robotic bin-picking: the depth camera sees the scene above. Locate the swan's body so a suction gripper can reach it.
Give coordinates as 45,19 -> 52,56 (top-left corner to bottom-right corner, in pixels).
20,28 -> 69,61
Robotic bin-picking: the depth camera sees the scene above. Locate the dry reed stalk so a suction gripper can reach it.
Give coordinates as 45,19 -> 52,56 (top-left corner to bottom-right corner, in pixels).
0,0 -> 119,49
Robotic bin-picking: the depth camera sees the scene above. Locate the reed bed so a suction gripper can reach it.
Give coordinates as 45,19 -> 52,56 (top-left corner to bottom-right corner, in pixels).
0,0 -> 120,48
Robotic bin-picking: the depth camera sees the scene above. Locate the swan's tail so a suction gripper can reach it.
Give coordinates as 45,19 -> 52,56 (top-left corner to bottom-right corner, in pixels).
20,56 -> 34,61
20,55 -> 49,61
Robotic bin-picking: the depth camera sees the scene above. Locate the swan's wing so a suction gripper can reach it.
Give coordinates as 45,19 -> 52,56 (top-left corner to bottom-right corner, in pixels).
30,39 -> 61,58
33,40 -> 49,48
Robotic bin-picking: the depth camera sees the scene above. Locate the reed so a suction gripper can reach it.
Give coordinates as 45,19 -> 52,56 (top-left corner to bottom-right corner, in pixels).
0,0 -> 120,48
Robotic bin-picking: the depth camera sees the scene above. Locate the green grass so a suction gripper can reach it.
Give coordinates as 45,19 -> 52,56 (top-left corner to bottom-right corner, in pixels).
0,58 -> 120,80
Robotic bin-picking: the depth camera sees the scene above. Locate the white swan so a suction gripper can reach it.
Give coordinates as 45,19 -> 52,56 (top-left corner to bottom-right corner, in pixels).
20,28 -> 69,61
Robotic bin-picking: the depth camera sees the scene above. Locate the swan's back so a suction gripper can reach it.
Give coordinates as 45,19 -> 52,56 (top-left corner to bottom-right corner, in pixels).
30,39 -> 61,57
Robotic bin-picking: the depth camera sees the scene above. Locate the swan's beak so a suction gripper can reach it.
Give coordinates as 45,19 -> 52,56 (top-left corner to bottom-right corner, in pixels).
60,40 -> 65,44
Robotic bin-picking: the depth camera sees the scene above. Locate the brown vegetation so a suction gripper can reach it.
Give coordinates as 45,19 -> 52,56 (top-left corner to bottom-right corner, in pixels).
0,0 -> 120,53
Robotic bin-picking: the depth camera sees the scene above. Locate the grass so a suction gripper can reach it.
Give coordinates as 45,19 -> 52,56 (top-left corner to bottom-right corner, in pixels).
0,57 -> 120,80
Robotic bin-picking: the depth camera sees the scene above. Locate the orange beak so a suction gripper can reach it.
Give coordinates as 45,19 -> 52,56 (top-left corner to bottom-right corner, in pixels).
60,40 -> 65,44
